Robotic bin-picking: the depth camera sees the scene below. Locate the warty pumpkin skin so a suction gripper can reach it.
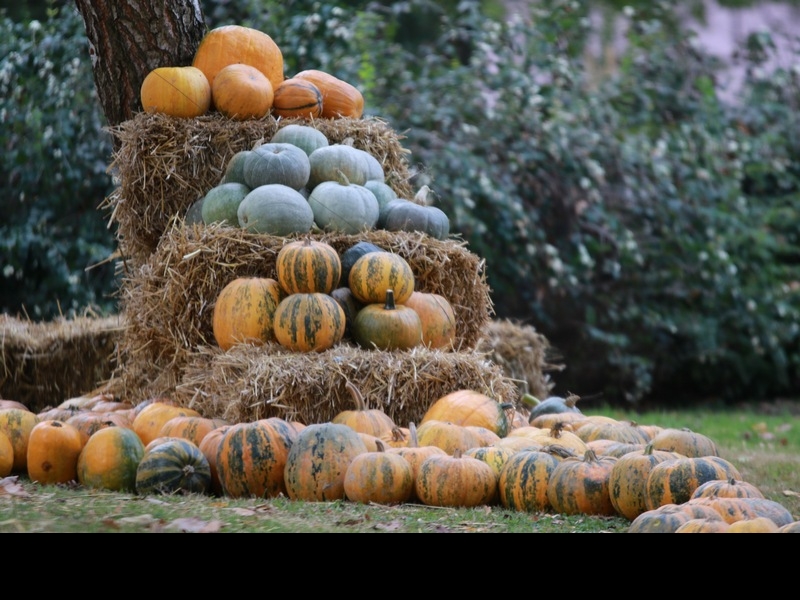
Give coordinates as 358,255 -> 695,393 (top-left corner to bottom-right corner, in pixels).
284,422 -> 369,501
77,426 -> 145,492
212,277 -> 285,351
276,239 -> 341,295
26,420 -> 84,485
273,292 -> 346,352
135,438 -> 211,496
415,450 -> 497,508
216,419 -> 297,499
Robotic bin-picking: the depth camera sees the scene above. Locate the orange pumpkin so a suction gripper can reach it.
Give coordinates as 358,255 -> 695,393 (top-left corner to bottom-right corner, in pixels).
403,291 -> 457,350
351,289 -> 423,351
212,277 -> 285,351
140,66 -> 211,118
66,411 -> 133,447
192,25 -> 284,91
212,63 -> 274,120
158,416 -> 227,447
415,449 -> 497,508
0,408 -> 39,473
26,420 -> 83,485
294,69 -> 364,118
272,78 -> 324,119
275,239 -> 341,295
348,251 -> 415,305
132,402 -> 202,447
332,381 -> 396,438
76,425 -> 145,492
421,389 -> 511,438
0,430 -> 13,477
343,439 -> 414,505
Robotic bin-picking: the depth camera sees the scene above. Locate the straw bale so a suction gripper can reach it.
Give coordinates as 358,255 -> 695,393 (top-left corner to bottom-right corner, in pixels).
113,224 -> 493,406
105,111 -> 416,266
0,312 -> 123,413
475,318 -> 565,400
174,343 -> 519,426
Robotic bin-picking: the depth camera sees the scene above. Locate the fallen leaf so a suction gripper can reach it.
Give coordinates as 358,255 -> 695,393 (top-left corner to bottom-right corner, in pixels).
783,490 -> 800,498
0,476 -> 31,498
166,517 -> 223,533
229,507 -> 257,516
118,514 -> 161,526
374,520 -> 403,531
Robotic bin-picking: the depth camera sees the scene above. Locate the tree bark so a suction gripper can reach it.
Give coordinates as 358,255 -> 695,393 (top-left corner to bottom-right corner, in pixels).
73,0 -> 207,129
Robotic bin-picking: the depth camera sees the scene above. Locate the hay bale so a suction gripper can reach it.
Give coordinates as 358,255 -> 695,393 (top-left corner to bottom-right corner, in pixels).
0,313 -> 123,413
174,344 -> 519,426
113,224 -> 493,405
106,112 -> 416,266
476,319 -> 566,400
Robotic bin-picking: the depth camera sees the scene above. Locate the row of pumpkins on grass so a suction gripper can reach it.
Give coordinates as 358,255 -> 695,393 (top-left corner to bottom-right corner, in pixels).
141,25 -> 364,122
1,391 -> 798,533
187,123 -> 450,240
212,238 -> 457,353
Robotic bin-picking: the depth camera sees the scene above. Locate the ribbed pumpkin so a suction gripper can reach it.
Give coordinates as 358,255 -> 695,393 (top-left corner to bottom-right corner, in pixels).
497,447 -> 563,512
273,292 -> 346,352
343,439 -> 414,505
348,251 -> 415,305
727,516 -> 780,533
270,123 -> 329,156
0,407 -> 39,473
308,177 -> 380,234
386,422 -> 447,502
77,425 -> 145,492
352,289 -> 423,351
132,402 -> 202,447
421,389 -> 511,439
140,66 -> 211,118
382,191 -> 450,240
687,496 -> 794,527
332,381 -> 396,438
415,449 -> 497,508
608,444 -> 686,520
192,25 -> 284,91
242,143 -> 311,191
294,69 -> 364,119
546,448 -> 618,516
284,423 -> 369,501
414,420 -> 484,456
26,420 -> 83,485
237,184 -> 315,235
212,63 -> 274,120
402,291 -> 457,350
216,418 -> 297,499
158,416 -> 227,448
649,427 -> 720,457
674,518 -> 731,533
0,430 -> 13,477
627,502 -> 726,533
198,425 -> 232,496
690,477 -> 765,501
212,277 -> 285,351
135,439 -> 211,496
66,411 -> 132,447
271,78 -> 323,119
644,455 -> 742,510
308,144 -> 371,190
276,239 -> 341,295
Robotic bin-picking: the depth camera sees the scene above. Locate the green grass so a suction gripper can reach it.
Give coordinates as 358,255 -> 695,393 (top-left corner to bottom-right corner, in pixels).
1,404 -> 797,533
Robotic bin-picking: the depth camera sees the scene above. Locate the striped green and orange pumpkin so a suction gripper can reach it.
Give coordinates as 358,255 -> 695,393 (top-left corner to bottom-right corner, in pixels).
273,292 -> 346,352
415,449 -> 497,508
271,78 -> 324,119
608,444 -> 685,520
135,438 -> 211,496
77,425 -> 146,492
644,455 -> 742,510
343,439 -> 414,505
284,422 -> 368,501
649,427 -> 720,457
276,238 -> 341,295
0,407 -> 40,473
690,477 -> 765,501
347,251 -> 415,305
546,448 -> 618,516
212,277 -> 285,351
498,447 -> 563,512
628,502 -> 726,533
216,418 -> 297,499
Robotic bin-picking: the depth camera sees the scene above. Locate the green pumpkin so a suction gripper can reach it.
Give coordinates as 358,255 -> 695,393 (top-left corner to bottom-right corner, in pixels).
201,182 -> 251,226
270,124 -> 329,157
185,197 -> 205,226
338,241 -> 385,287
365,180 -> 398,227
243,143 -> 311,191
220,150 -> 253,185
308,178 -> 380,234
355,148 -> 384,181
308,144 -> 371,190
237,184 -> 315,236
382,187 -> 450,240
135,438 -> 211,496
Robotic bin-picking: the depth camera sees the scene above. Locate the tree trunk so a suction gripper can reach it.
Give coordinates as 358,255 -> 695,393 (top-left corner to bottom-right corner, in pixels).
74,0 -> 207,130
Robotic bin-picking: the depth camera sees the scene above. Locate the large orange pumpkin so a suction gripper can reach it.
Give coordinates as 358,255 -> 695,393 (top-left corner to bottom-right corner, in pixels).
140,66 -> 211,118
77,425 -> 145,492
192,25 -> 284,91
212,63 -> 274,120
212,277 -> 285,351
421,389 -> 511,438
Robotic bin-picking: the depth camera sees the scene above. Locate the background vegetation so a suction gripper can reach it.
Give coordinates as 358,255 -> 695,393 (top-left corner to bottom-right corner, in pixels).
1,0 -> 799,407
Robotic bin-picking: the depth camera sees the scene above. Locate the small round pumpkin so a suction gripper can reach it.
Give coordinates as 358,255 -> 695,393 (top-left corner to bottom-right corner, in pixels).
338,241 -> 385,287
212,63 -> 274,120
135,438 -> 211,496
415,449 -> 497,508
271,78 -> 324,119
332,381 -> 396,438
273,292 -> 346,352
140,65 -> 211,118
308,144 -> 371,190
352,289 -> 423,351
386,422 -> 447,502
348,251 -> 415,305
644,455 -> 742,510
275,238 -> 341,295
294,69 -> 364,119
26,420 -> 84,485
546,448 -> 618,516
383,198 -> 450,240
343,439 -> 414,505
308,177 -> 380,234
270,124 -> 329,156
131,402 -> 202,448
497,447 -> 563,512
212,277 -> 285,351
649,427 -> 720,458
690,477 -> 765,501
237,184 -> 315,235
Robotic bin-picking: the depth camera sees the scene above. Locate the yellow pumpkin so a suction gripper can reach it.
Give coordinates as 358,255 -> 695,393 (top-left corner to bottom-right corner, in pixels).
140,66 -> 211,118
212,277 -> 285,351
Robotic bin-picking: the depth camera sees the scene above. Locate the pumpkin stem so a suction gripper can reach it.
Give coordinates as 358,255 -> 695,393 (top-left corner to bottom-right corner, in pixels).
334,169 -> 352,186
408,422 -> 420,448
521,393 -> 540,408
344,380 -> 367,411
384,289 -> 397,310
564,393 -> 581,409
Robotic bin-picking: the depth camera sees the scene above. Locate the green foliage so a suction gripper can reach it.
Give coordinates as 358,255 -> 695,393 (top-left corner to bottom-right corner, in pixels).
0,8 -> 118,319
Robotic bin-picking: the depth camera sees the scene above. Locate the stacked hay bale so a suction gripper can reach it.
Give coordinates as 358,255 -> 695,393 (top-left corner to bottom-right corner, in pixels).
105,111 -> 557,425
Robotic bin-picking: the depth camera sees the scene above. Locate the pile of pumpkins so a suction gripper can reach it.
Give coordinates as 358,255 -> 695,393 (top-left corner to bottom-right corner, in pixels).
1,392 -> 798,533
212,238 -> 457,353
141,24 -> 362,121
188,123 -> 450,240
